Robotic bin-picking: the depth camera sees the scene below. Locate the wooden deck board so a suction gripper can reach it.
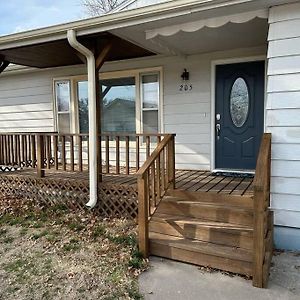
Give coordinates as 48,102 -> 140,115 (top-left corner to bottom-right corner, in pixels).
1,168 -> 254,196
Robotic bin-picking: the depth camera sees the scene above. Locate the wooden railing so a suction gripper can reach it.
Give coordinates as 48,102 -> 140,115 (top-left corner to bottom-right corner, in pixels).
0,133 -> 41,169
136,134 -> 176,257
252,133 -> 272,288
0,132 -> 169,177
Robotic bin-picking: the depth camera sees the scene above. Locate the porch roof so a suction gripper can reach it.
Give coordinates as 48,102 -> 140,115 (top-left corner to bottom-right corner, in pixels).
0,32 -> 154,68
0,0 -> 296,70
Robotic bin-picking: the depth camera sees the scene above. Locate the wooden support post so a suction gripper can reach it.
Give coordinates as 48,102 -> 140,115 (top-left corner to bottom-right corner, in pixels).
36,134 -> 45,178
95,42 -> 112,183
167,135 -> 176,189
253,188 -> 265,288
138,173 -> 149,257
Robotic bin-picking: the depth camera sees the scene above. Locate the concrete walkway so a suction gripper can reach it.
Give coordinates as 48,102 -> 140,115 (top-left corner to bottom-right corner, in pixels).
139,252 -> 300,300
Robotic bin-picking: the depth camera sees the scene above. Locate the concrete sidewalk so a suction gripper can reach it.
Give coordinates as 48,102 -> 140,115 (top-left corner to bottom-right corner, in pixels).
139,252 -> 300,300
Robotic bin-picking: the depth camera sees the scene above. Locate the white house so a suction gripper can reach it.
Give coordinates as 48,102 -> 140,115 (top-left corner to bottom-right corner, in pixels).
0,0 -> 300,282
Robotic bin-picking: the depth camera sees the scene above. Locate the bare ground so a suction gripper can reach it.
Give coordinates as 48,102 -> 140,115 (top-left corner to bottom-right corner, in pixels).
0,198 -> 147,300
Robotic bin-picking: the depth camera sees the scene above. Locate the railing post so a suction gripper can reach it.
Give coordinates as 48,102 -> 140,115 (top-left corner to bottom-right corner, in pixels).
138,173 -> 149,257
36,134 -> 45,178
252,133 -> 272,288
167,135 -> 176,189
253,187 -> 265,288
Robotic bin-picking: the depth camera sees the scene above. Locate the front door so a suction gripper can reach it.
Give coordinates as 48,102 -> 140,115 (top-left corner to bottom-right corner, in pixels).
215,61 -> 265,170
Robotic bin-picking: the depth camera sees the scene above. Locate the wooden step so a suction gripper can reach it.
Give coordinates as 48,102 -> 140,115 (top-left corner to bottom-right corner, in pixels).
150,213 -> 253,249
157,196 -> 254,226
150,232 -> 253,276
166,189 -> 253,209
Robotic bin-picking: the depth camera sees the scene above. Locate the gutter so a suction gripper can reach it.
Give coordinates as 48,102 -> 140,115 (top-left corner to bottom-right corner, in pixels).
67,29 -> 98,209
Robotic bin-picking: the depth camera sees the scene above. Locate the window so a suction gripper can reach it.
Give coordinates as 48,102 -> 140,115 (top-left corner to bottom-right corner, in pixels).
55,69 -> 162,135
141,74 -> 159,133
55,80 -> 71,133
102,77 -> 136,133
77,81 -> 89,133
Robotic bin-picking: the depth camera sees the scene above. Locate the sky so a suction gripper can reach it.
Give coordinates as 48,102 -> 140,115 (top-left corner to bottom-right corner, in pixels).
0,0 -> 85,36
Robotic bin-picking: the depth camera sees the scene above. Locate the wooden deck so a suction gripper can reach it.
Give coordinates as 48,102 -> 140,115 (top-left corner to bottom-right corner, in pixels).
6,168 -> 254,197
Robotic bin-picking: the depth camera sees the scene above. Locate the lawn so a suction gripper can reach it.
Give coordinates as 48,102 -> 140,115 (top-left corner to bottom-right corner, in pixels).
0,197 -> 147,300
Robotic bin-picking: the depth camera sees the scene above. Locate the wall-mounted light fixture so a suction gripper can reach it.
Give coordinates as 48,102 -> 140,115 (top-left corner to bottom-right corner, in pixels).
181,68 -> 189,81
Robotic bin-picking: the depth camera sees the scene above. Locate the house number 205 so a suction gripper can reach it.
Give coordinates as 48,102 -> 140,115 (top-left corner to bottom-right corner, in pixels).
179,84 -> 193,92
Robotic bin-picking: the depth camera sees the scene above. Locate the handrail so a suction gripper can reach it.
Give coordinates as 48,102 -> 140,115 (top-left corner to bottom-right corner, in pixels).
137,134 -> 176,257
252,133 -> 272,288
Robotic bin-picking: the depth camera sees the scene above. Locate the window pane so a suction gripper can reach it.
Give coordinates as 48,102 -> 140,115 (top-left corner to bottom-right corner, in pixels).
78,81 -> 89,133
102,77 -> 136,133
143,110 -> 158,133
142,74 -> 159,109
55,81 -> 70,112
230,78 -> 249,128
57,114 -> 70,133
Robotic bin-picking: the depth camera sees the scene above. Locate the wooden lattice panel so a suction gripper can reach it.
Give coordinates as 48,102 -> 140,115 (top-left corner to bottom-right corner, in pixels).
0,173 -> 138,219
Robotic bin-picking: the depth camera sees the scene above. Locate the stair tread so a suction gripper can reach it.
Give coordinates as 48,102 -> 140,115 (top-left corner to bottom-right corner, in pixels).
150,232 -> 253,262
151,213 -> 253,232
162,195 -> 253,211
166,189 -> 254,209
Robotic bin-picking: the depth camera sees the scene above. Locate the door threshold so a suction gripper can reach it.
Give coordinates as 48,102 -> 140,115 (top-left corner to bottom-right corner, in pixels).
213,169 -> 255,175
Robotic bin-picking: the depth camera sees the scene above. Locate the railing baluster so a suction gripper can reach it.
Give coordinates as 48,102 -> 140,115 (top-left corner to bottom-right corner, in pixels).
105,135 -> 109,174
53,135 -> 58,170
146,135 -> 150,158
5,135 -> 9,165
116,136 -> 120,174
126,136 -> 129,175
78,136 -> 83,172
17,135 -> 21,167
136,136 -> 140,172
30,135 -> 36,168
160,150 -> 165,191
9,135 -> 13,165
156,155 -> 161,199
24,135 -> 28,166
61,135 -> 66,171
70,135 -> 75,171
46,136 -> 50,169
150,162 -> 156,212
36,134 -> 45,178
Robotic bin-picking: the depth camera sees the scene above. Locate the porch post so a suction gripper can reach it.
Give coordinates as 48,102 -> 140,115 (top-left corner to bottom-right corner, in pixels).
95,42 -> 112,183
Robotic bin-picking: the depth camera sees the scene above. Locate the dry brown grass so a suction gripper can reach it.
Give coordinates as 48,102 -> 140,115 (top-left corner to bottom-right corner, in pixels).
0,197 -> 148,300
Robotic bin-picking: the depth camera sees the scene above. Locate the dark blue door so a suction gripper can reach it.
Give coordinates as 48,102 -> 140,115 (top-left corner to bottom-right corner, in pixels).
215,61 -> 265,170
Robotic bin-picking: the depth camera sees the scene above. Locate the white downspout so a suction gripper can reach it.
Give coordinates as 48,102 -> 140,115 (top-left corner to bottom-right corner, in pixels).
67,29 -> 98,208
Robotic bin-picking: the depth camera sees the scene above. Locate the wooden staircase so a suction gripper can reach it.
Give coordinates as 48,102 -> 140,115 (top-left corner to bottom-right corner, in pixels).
149,190 -> 255,276
137,133 -> 273,288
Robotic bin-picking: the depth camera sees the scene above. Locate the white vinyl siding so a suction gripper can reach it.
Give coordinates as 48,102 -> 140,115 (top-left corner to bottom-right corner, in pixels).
267,2 -> 300,241
0,46 -> 265,169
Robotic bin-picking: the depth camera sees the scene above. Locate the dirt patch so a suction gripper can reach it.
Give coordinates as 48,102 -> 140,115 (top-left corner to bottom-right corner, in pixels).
0,197 -> 148,299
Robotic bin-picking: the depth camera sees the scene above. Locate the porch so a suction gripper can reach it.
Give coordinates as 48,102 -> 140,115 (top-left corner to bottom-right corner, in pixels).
0,131 -> 272,288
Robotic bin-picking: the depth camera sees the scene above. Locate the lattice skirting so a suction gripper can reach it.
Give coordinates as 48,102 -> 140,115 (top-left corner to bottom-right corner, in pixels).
0,174 -> 138,219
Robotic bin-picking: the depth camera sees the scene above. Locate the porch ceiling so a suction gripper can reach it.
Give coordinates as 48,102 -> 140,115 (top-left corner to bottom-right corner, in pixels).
0,32 -> 154,68
111,11 -> 269,56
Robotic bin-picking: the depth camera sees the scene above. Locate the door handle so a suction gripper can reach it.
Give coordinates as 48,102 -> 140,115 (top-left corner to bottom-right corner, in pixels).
216,124 -> 221,140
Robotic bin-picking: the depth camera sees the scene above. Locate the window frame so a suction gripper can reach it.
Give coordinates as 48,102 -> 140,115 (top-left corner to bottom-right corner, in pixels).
140,72 -> 161,134
53,67 -> 163,136
53,79 -> 73,133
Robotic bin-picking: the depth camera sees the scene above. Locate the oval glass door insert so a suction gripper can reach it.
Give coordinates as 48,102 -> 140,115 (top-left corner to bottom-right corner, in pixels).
230,78 -> 249,127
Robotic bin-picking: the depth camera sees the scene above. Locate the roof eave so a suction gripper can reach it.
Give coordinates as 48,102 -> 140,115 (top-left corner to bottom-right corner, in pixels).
0,0 -> 254,50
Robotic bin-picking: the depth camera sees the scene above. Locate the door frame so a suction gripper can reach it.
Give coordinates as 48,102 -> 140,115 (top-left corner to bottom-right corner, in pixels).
210,55 -> 267,172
